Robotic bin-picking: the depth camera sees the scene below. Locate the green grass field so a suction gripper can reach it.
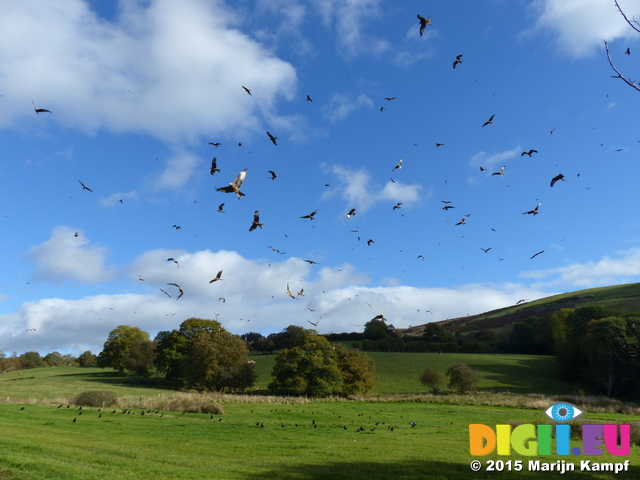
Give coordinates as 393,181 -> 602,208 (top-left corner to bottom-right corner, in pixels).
0,356 -> 637,479
0,401 -> 638,480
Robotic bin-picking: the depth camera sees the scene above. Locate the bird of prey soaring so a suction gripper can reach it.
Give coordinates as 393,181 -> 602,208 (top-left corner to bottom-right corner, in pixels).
624,48 -> 630,55
267,131 -> 278,146
167,257 -> 179,267
455,214 -> 470,226
242,86 -> 252,95
159,288 -> 172,298
249,210 -> 263,231
479,166 -> 486,171
480,247 -> 492,253
306,95 -> 313,102
392,158 -> 403,171
217,168 -> 247,198
523,203 -> 542,215
210,157 -> 220,175
167,283 -> 184,300
208,142 -> 221,147
530,250 -> 545,259
209,270 -> 223,283
393,203 -> 402,210
550,173 -> 565,187
367,239 -> 375,245
286,283 -> 298,300
172,225 -> 181,230
301,209 -> 318,220
307,319 -> 319,327
268,170 -> 280,180
453,55 -> 463,69
384,97 -> 396,101
492,166 -> 505,176
371,314 -> 387,322
436,143 -> 444,147
32,101 -> 51,114
217,203 -> 225,213
417,14 -> 431,36
442,204 -> 455,210
346,208 -> 356,218
78,180 -> 93,192
521,150 -> 538,157
304,259 -> 318,264
482,114 -> 495,127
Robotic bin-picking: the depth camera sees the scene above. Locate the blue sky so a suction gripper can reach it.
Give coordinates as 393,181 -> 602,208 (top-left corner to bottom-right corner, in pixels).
1,0 -> 640,356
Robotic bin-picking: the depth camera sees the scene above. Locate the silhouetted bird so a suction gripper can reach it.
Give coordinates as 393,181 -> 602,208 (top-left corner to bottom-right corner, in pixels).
550,173 -> 565,187
521,149 -> 538,157
210,157 -> 220,175
417,14 -> 431,36
306,95 -> 313,101
78,180 -> 93,192
301,209 -> 318,220
217,168 -> 247,198
522,203 -> 541,215
267,131 -> 278,146
242,86 -> 252,95
482,114 -> 495,127
453,55 -> 463,69
209,270 -> 223,283
249,210 -> 263,231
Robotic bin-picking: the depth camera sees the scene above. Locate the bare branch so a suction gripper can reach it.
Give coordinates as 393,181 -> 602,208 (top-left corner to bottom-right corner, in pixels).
614,0 -> 640,33
604,40 -> 640,92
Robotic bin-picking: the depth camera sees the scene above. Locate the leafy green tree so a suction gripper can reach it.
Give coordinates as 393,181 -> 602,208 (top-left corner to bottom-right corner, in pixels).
178,318 -> 225,347
582,316 -> 628,396
154,329 -> 188,378
269,331 -> 343,397
125,340 -> 157,377
98,325 -> 150,374
446,363 -> 479,393
363,318 -> 392,340
274,325 -> 306,350
23,351 -> 43,368
77,351 -> 97,366
182,331 -> 253,392
419,368 -> 442,393
43,351 -> 65,367
335,346 -> 375,395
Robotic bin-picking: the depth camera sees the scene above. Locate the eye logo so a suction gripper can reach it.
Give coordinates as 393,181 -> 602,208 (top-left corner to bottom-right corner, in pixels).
544,403 -> 583,422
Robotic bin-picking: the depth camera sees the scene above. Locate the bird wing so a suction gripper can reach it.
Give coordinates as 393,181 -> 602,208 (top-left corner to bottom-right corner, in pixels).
232,168 -> 247,190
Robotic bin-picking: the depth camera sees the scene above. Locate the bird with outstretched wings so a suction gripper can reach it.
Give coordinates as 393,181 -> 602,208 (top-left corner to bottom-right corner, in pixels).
249,210 -> 263,231
417,14 -> 431,36
217,168 -> 247,198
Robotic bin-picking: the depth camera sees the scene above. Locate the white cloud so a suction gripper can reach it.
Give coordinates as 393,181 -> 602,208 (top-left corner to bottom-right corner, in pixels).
25,226 -> 116,284
0,0 -> 297,142
315,0 -> 389,57
530,0 -> 640,58
2,243 -> 552,354
324,93 -> 374,122
520,248 -> 640,287
146,150 -> 202,191
321,164 -> 422,211
467,146 -> 521,183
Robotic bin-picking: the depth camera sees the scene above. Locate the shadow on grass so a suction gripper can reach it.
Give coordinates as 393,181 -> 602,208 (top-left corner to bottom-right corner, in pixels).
464,357 -> 568,394
53,371 -> 177,391
245,459 -> 640,480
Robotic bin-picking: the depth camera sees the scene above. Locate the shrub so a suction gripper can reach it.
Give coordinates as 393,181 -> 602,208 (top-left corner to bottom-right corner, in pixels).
75,390 -> 118,407
419,368 -> 441,393
446,363 -> 480,393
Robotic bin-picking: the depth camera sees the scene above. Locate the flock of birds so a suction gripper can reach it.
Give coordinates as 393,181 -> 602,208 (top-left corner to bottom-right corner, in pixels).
18,403 -> 435,434
22,9 -> 636,336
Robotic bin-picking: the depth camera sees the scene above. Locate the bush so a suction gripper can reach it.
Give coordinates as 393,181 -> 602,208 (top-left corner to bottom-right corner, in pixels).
419,368 -> 441,393
446,363 -> 480,393
75,390 -> 118,407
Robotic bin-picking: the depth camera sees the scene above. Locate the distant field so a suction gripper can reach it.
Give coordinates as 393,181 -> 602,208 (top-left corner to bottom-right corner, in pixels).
0,351 -> 574,402
251,351 -> 573,396
0,401 -> 638,480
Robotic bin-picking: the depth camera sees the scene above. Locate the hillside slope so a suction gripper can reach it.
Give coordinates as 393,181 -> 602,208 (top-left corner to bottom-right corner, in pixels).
401,282 -> 640,335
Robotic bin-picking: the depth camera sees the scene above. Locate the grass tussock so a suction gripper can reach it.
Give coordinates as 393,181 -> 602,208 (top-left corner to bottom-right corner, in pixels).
75,391 -> 118,407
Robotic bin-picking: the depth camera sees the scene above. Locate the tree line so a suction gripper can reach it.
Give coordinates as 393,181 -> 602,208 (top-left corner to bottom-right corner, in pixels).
95,320 -> 375,397
0,350 -> 97,373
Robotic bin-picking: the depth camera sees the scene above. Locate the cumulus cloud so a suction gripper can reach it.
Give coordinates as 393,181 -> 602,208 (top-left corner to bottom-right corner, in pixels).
520,248 -> 640,288
1,244 -> 552,354
321,163 -> 423,211
530,0 -> 640,57
0,0 -> 297,142
315,0 -> 389,57
25,226 -> 116,284
324,93 -> 374,122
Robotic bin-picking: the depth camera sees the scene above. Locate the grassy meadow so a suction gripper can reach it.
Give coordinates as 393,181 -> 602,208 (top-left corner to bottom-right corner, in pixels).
0,354 -> 639,479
